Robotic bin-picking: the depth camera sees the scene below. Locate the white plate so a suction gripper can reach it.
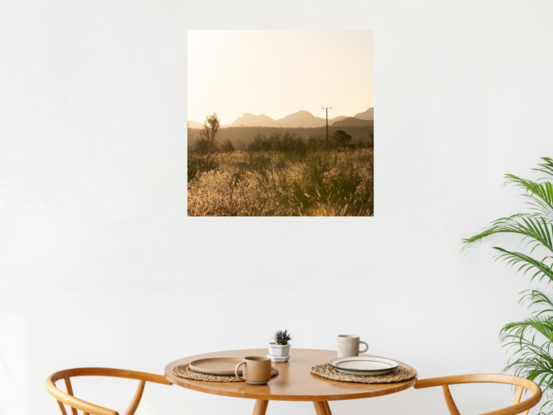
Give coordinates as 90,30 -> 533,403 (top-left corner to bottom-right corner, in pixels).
329,356 -> 398,376
268,354 -> 290,363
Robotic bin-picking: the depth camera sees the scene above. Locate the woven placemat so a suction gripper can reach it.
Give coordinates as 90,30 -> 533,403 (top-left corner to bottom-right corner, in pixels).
173,364 -> 279,382
311,363 -> 416,384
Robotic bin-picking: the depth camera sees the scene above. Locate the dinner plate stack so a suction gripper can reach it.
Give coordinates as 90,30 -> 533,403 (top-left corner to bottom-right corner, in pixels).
189,358 -> 243,376
329,357 -> 399,376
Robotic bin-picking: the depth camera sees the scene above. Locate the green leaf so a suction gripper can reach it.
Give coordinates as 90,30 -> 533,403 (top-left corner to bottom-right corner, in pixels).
534,157 -> 553,180
494,248 -> 553,285
463,213 -> 553,253
505,174 -> 553,222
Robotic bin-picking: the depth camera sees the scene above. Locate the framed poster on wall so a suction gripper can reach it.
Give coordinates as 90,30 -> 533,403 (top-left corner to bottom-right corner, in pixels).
187,30 -> 374,217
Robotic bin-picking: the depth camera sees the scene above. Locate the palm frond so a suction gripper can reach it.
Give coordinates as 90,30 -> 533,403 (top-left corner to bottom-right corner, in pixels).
505,174 -> 553,222
463,214 -> 553,253
501,315 -> 553,341
501,310 -> 553,415
520,290 -> 553,315
500,288 -> 553,414
535,157 -> 553,180
494,248 -> 553,285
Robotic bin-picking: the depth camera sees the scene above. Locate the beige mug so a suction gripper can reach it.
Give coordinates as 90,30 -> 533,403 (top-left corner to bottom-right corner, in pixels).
337,334 -> 369,358
234,356 -> 272,385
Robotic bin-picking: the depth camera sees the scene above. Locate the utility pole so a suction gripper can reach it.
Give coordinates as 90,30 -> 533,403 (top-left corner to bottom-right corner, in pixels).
322,107 -> 332,142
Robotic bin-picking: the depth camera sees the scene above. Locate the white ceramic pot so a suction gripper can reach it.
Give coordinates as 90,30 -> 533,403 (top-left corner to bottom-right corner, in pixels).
268,342 -> 291,358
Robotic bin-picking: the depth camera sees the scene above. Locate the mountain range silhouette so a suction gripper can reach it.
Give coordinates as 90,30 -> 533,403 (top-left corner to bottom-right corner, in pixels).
188,108 -> 373,129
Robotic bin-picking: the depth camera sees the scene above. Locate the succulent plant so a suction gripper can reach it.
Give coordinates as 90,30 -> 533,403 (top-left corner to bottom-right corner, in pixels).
273,330 -> 292,345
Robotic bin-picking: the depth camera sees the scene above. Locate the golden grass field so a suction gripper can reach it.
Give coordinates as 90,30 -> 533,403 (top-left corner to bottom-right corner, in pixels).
188,148 -> 374,216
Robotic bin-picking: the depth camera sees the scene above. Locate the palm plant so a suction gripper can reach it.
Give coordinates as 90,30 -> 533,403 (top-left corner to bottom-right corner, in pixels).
464,157 -> 553,414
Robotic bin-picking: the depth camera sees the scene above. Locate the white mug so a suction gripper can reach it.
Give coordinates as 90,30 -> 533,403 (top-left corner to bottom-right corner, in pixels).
337,334 -> 369,358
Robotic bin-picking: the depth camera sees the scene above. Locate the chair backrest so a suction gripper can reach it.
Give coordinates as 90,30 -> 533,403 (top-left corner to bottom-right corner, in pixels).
414,373 -> 542,415
46,367 -> 172,415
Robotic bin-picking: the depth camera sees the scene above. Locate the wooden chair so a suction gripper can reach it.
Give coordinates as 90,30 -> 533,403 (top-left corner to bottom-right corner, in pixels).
46,368 -> 172,415
414,374 -> 542,415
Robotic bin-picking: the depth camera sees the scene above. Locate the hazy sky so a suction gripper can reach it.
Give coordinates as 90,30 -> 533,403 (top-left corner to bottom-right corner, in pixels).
188,30 -> 373,125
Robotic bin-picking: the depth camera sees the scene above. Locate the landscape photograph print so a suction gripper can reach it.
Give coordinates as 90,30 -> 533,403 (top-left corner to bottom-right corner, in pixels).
187,30 -> 374,216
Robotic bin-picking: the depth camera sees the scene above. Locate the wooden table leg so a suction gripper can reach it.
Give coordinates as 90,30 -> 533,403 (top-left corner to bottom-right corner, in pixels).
253,399 -> 269,415
313,401 -> 332,415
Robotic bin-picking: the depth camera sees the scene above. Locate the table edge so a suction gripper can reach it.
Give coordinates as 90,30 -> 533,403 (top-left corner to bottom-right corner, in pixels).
164,373 -> 417,401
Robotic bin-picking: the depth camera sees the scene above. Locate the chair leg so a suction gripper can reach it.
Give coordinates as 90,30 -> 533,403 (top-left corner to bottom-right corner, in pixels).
252,400 -> 269,415
313,401 -> 332,415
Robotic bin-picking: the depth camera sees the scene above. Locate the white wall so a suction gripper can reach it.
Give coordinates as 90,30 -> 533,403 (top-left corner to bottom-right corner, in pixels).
1,0 -> 553,414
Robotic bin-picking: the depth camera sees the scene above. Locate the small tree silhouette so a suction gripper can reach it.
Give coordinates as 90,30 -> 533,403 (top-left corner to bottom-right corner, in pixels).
198,112 -> 221,154
191,112 -> 222,175
332,130 -> 352,146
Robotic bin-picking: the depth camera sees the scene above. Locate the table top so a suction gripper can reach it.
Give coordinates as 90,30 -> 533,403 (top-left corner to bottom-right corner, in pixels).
164,348 -> 417,401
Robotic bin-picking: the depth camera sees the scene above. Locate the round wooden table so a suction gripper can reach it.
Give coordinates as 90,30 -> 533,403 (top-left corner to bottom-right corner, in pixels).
164,348 -> 417,415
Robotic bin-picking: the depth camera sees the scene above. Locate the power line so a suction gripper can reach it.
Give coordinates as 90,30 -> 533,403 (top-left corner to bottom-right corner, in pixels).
322,107 -> 332,142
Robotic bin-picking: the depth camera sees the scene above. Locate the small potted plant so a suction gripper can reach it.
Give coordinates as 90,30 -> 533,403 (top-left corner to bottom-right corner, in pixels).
268,330 -> 292,362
